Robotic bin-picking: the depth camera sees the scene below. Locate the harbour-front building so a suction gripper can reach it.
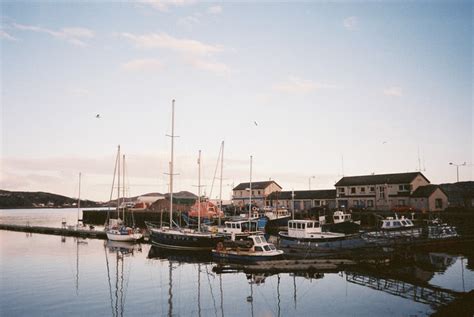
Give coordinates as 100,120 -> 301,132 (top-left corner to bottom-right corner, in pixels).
335,172 -> 448,211
232,181 -> 282,208
267,189 -> 336,211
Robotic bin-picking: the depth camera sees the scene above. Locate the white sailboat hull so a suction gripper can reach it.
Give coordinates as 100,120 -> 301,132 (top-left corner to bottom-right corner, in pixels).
106,231 -> 143,242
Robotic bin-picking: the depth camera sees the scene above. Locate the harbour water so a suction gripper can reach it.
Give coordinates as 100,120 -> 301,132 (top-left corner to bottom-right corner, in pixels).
1,208 -> 473,316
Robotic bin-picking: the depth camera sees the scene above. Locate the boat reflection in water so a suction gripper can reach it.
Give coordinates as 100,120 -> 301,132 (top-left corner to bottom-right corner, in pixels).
104,240 -> 141,317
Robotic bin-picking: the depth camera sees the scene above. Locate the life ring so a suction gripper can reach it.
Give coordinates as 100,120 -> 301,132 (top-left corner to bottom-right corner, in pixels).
252,207 -> 258,211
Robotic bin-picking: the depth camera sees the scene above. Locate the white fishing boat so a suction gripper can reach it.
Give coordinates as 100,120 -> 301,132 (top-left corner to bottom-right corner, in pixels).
217,218 -> 263,239
363,215 -> 422,239
105,147 -> 143,242
212,234 -> 283,262
279,219 -> 347,242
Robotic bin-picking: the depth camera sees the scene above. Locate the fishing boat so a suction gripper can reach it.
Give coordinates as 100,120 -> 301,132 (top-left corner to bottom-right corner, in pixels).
238,208 -> 268,230
262,206 -> 291,230
279,219 -> 347,242
212,234 -> 284,262
322,210 -> 361,234
146,100 -> 223,251
217,218 -> 262,239
363,215 -> 422,240
105,147 -> 143,242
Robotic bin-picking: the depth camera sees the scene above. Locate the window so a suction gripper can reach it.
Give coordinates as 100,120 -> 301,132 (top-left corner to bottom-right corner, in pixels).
370,187 -> 375,192
435,199 -> 443,209
353,200 -> 359,206
297,223 -> 301,229
314,200 -> 321,206
307,222 -> 313,228
367,200 -> 374,207
257,190 -> 261,195
255,246 -> 263,252
360,187 -> 366,193
338,188 -> 345,193
302,223 -> 306,229
351,187 -> 356,194
263,245 -> 271,251
398,185 -> 403,191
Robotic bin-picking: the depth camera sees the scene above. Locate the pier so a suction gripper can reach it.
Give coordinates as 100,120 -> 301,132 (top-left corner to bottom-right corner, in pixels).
0,223 -> 107,239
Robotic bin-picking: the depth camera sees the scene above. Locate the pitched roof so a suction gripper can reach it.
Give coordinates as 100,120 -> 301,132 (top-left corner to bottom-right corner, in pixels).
411,185 -> 445,198
233,181 -> 282,190
335,172 -> 429,187
268,189 -> 336,200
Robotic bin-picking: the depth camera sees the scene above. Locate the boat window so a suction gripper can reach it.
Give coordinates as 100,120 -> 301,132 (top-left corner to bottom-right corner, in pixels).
236,224 -> 240,229
263,245 -> 271,251
335,216 -> 340,220
406,220 -> 413,225
385,222 -> 390,227
255,246 -> 263,252
307,222 -> 313,228
226,223 -> 231,228
394,221 -> 401,227
401,220 -> 407,225
254,236 -> 262,243
269,245 -> 276,250
297,223 -> 301,229
302,223 -> 306,229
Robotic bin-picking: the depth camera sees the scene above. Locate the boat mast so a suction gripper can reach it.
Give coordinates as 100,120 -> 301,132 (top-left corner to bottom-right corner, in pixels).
218,141 -> 224,226
198,150 -> 201,232
117,145 -> 121,221
168,100 -> 175,228
123,154 -> 126,222
77,172 -> 81,225
249,155 -> 252,230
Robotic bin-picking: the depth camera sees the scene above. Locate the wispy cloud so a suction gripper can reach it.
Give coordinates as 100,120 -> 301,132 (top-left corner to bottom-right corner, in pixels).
186,57 -> 230,74
207,6 -> 222,15
120,32 -> 223,55
0,29 -> 18,41
121,58 -> 164,72
137,0 -> 196,12
177,14 -> 201,28
13,23 -> 94,47
383,86 -> 403,97
343,16 -> 358,31
273,76 -> 336,94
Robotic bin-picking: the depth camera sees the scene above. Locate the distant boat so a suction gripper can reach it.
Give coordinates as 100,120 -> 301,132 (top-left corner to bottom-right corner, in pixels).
322,210 -> 361,234
212,234 -> 283,262
146,100 -> 223,251
262,206 -> 291,230
363,215 -> 422,240
217,218 -> 263,239
105,147 -> 143,242
279,219 -> 347,242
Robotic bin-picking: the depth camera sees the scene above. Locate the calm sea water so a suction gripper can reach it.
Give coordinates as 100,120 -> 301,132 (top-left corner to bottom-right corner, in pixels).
1,209 -> 473,317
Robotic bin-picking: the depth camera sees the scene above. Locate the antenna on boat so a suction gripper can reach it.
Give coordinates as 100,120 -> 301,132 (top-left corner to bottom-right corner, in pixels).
249,155 -> 253,230
77,172 -> 81,226
165,100 -> 179,228
198,150 -> 202,232
218,141 -> 224,226
117,145 -> 121,222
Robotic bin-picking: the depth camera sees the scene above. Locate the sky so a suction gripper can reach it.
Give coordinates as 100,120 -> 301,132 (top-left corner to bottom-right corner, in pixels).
1,0 -> 472,201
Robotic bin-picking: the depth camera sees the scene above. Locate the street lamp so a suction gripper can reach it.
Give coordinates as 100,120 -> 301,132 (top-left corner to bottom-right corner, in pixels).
308,176 -> 315,190
449,162 -> 466,182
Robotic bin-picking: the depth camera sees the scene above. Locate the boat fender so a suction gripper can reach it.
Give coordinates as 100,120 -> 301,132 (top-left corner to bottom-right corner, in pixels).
252,207 -> 258,211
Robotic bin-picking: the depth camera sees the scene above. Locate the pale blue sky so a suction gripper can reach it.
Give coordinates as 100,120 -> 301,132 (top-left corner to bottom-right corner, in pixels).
1,1 -> 472,201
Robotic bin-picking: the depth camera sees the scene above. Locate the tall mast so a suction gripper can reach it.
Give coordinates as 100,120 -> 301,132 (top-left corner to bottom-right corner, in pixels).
117,145 -> 121,220
218,141 -> 224,226
123,154 -> 126,221
198,150 -> 201,232
249,155 -> 252,229
169,100 -> 175,228
77,172 -> 81,225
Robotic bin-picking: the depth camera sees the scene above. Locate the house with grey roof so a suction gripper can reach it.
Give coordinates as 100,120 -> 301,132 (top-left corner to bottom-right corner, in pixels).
334,172 -> 448,211
232,181 -> 282,208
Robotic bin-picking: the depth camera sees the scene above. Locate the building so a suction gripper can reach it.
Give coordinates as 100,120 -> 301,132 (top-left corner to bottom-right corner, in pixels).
411,185 -> 448,212
334,172 -> 448,211
267,189 -> 336,211
232,181 -> 282,208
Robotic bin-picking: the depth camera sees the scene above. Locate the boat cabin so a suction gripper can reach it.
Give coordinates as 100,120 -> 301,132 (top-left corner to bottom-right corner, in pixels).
333,210 -> 352,224
380,216 -> 414,230
287,219 -> 323,239
218,219 -> 260,236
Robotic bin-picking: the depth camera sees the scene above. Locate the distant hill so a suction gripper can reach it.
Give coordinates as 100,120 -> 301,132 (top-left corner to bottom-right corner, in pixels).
0,189 -> 101,209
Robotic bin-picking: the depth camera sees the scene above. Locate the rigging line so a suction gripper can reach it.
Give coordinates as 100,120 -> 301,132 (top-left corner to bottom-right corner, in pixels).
104,243 -> 116,317
208,144 -> 223,200
106,149 -> 120,226
219,274 -> 224,317
205,265 -> 219,317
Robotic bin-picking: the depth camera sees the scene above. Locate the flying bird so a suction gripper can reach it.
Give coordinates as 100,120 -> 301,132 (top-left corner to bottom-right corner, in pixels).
254,121 -> 258,126
96,114 -> 101,119
382,141 -> 387,144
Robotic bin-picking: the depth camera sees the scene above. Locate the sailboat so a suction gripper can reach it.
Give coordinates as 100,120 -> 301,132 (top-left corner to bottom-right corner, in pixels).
146,99 -> 223,251
105,146 -> 143,242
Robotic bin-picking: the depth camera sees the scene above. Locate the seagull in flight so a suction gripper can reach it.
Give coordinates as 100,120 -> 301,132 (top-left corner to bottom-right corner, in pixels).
254,121 -> 258,126
96,114 -> 101,119
382,141 -> 387,144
